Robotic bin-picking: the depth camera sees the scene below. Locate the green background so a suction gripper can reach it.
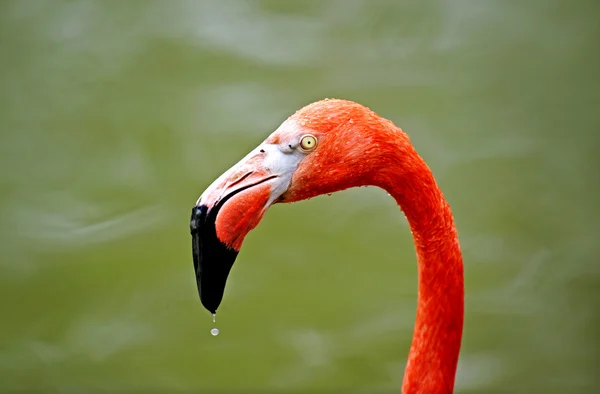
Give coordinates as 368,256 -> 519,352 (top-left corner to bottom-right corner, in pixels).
1,1 -> 598,393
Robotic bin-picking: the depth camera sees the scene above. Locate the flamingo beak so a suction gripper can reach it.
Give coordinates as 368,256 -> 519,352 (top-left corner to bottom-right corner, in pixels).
190,144 -> 300,314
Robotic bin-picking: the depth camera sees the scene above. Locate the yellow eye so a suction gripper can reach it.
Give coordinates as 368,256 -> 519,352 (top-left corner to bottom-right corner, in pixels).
299,134 -> 318,151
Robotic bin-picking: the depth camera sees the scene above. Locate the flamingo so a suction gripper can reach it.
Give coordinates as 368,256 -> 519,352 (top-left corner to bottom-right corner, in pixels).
190,99 -> 464,394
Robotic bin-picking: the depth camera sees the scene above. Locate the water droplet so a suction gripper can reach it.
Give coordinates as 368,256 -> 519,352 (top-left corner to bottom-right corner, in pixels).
210,328 -> 219,336
212,313 -> 216,323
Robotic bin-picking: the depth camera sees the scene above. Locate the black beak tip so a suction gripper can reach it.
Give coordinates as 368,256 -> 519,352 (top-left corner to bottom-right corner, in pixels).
190,204 -> 239,314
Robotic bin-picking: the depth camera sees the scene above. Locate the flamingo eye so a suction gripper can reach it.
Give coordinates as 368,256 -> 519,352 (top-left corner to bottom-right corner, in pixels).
299,135 -> 318,152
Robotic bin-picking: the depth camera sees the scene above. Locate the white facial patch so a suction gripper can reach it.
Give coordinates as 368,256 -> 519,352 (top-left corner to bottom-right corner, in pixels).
197,118 -> 312,208
258,142 -> 306,206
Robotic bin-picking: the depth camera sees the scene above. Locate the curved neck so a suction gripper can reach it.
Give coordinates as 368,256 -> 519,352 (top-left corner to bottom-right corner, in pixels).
374,140 -> 464,394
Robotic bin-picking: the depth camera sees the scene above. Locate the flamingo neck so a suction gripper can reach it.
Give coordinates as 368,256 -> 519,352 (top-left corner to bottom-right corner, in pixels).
374,142 -> 464,394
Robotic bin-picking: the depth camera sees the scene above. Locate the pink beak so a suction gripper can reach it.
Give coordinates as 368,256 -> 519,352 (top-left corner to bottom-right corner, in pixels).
190,150 -> 282,314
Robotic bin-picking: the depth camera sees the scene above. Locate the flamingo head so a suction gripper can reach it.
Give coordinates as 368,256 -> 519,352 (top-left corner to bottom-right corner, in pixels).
191,99 -> 405,313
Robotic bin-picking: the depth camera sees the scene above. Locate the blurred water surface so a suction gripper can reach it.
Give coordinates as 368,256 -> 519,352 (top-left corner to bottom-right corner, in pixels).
0,1 -> 598,393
